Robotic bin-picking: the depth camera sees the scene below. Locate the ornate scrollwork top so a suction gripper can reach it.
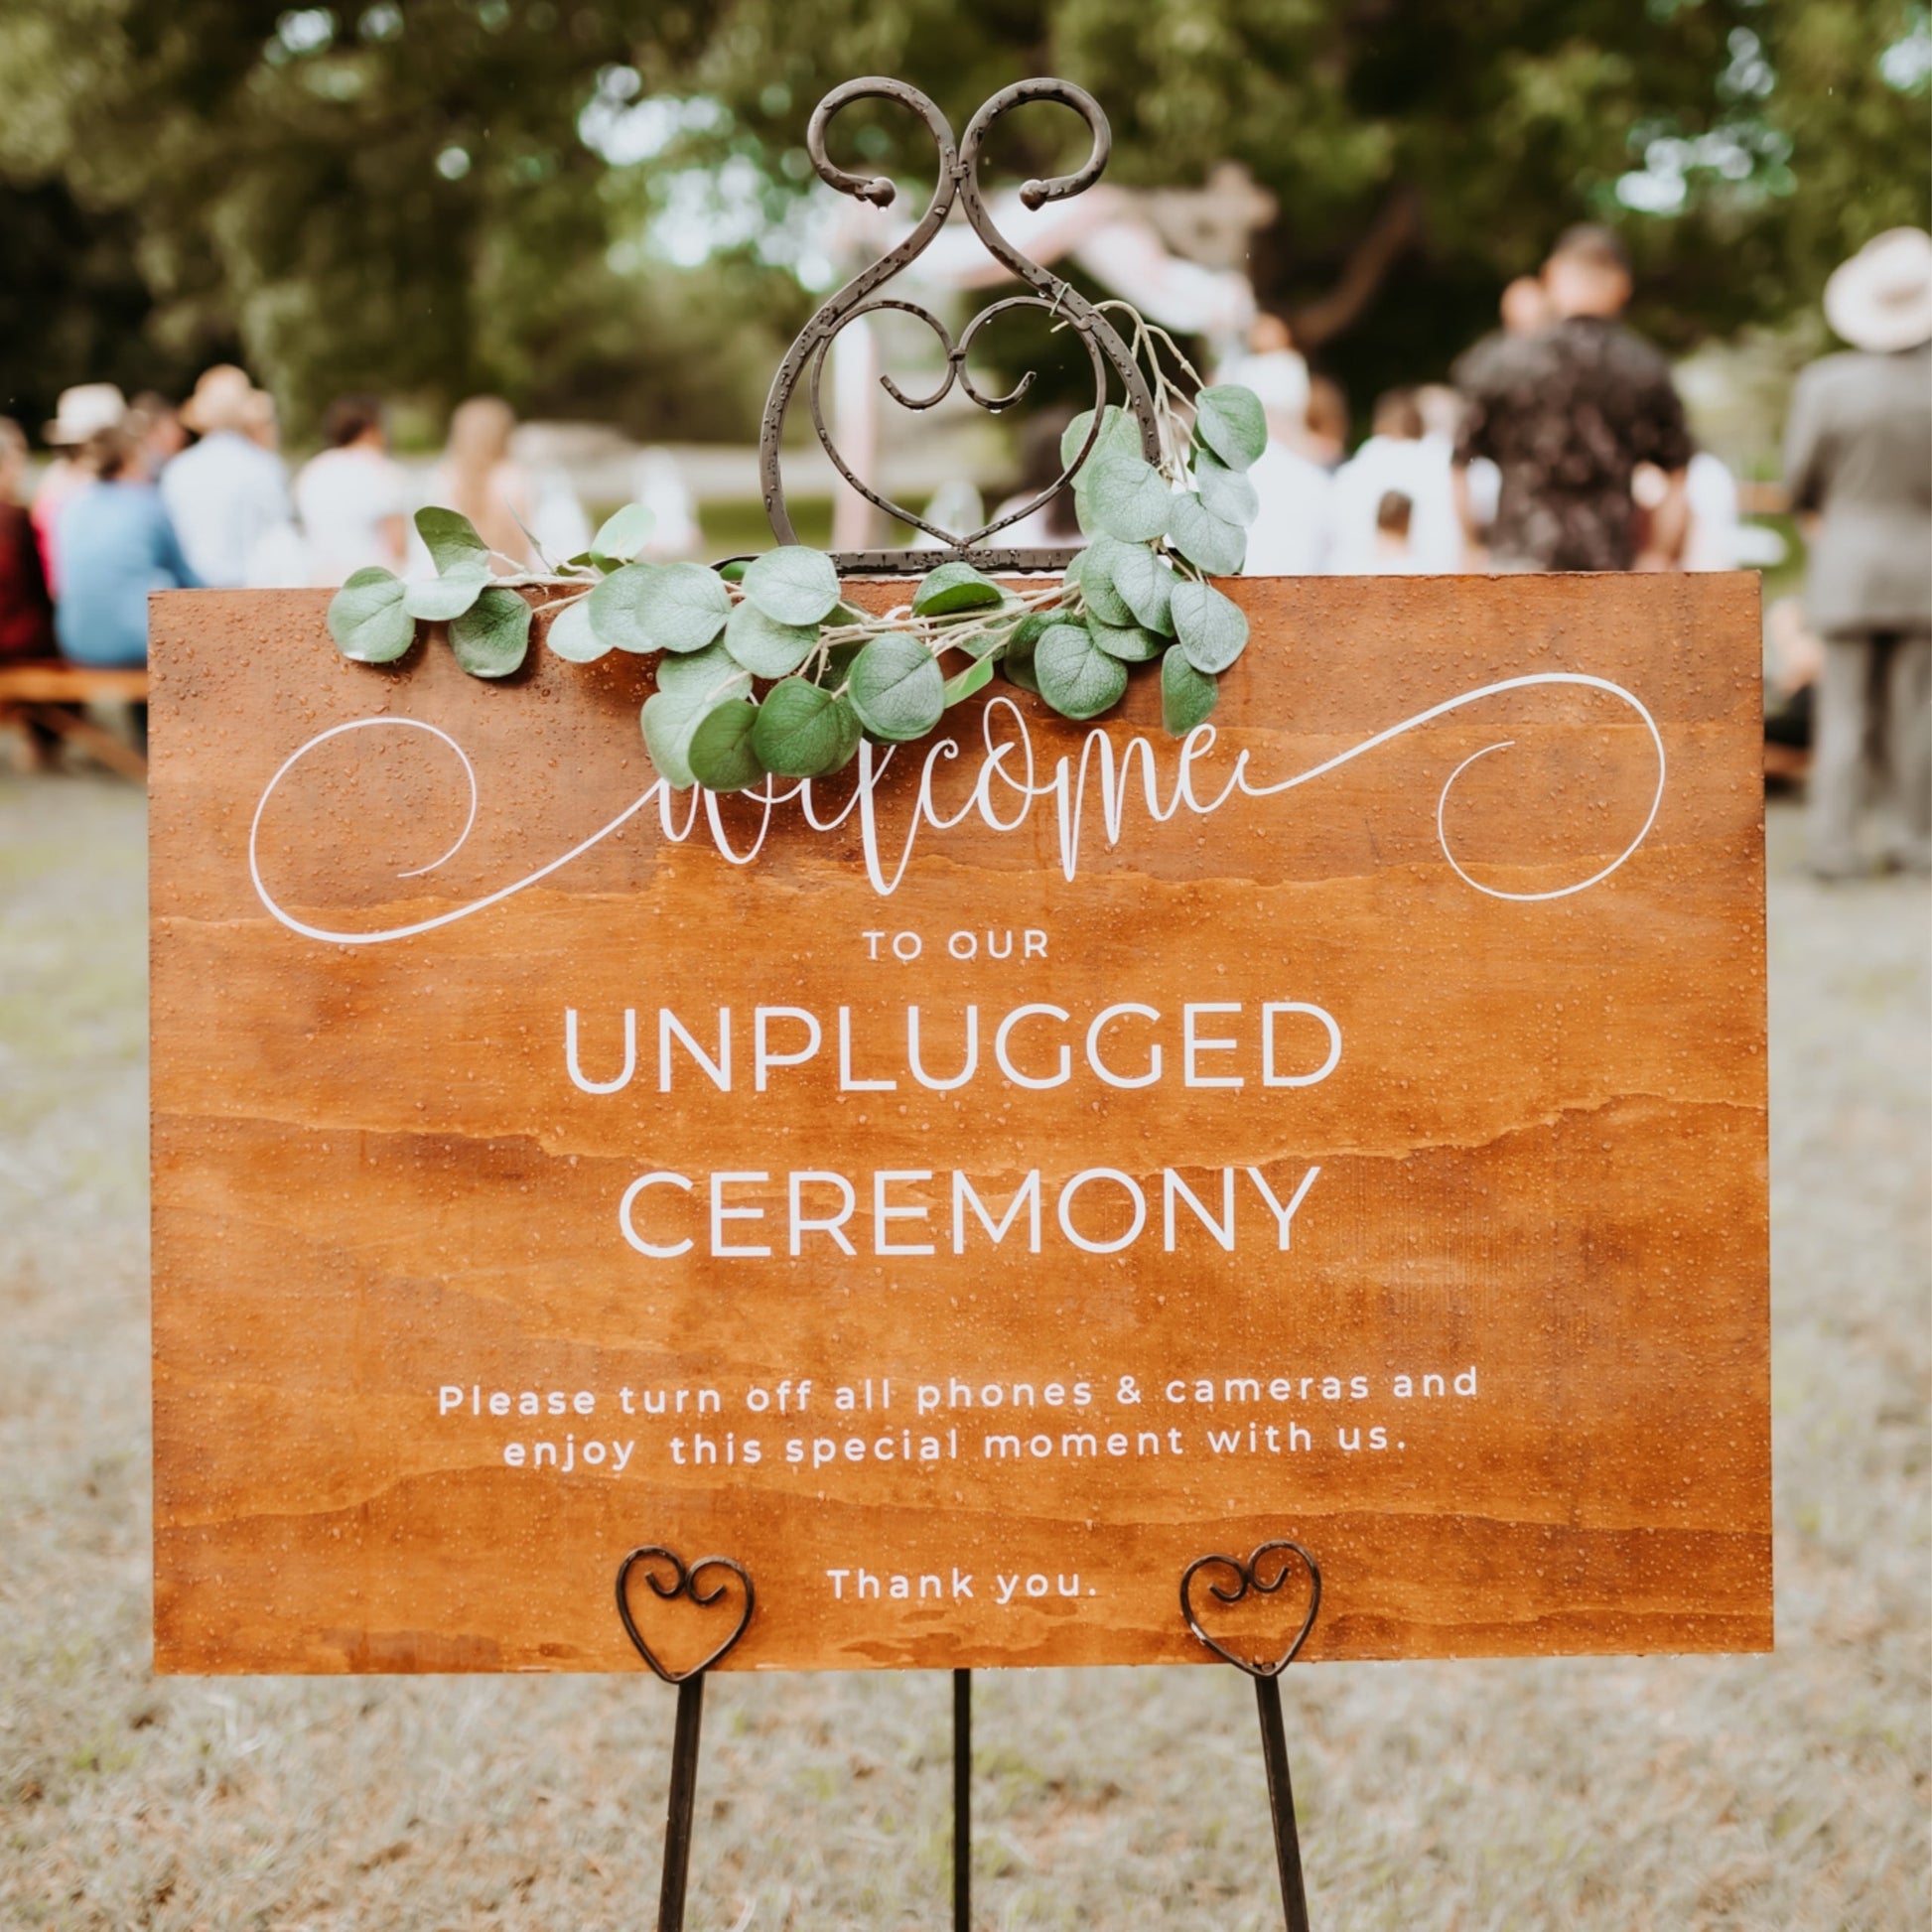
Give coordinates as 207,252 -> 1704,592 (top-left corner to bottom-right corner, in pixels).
758,77 -> 1162,574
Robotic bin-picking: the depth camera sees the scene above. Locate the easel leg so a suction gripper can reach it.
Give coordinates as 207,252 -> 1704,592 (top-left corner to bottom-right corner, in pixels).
1252,1675 -> 1311,1932
658,1674 -> 707,1932
953,1667 -> 972,1931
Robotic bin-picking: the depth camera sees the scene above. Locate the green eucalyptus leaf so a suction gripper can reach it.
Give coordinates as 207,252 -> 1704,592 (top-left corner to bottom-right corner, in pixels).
327,567 -> 414,664
640,691 -> 704,788
942,655 -> 996,706
743,545 -> 841,625
1171,578 -> 1251,673
1086,452 -> 1172,543
403,564 -> 489,622
1070,538 -> 1138,627
724,601 -> 818,678
415,506 -> 491,573
1194,452 -> 1261,527
449,587 -> 531,677
1059,403 -> 1143,475
590,502 -> 655,567
1001,612 -> 1049,695
911,560 -> 1005,617
1035,621 -> 1129,721
1168,492 -> 1248,576
1161,642 -> 1220,735
687,700 -> 767,792
588,564 -> 659,653
848,632 -> 945,742
1091,620 -> 1162,663
1109,542 -> 1175,632
544,596 -> 608,663
751,676 -> 861,777
592,561 -> 730,654
1192,384 -> 1268,471
718,559 -> 750,583
657,640 -> 750,707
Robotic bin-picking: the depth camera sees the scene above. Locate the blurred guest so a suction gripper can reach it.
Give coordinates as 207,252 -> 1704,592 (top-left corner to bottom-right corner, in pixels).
631,448 -> 703,562
33,383 -> 126,594
296,394 -> 410,585
242,388 -> 280,452
1784,227 -> 1932,877
1303,376 -> 1349,471
55,424 -> 200,667
1499,274 -> 1554,339
1327,387 -> 1460,573
424,396 -> 535,571
129,392 -> 188,475
1637,450 -> 1743,571
1219,312 -> 1310,430
0,419 -> 55,661
161,365 -> 291,587
1245,360 -> 1333,576
1763,594 -> 1823,785
1371,490 -> 1427,573
1453,225 -> 1691,571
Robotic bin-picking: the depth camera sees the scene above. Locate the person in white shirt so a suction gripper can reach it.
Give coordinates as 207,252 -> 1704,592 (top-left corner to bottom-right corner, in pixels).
295,396 -> 410,586
159,365 -> 292,588
1240,339 -> 1332,577
1325,388 -> 1462,574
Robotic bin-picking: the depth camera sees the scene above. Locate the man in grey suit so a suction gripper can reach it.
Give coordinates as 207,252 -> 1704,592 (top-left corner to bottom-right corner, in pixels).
1784,227 -> 1932,878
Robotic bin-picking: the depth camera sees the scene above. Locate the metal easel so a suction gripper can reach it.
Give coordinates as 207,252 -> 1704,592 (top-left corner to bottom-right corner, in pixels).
617,1539 -> 1320,1931
620,69 -> 1324,1932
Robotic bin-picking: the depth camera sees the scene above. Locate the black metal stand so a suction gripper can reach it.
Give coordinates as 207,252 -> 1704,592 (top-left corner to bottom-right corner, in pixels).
619,1540 -> 1318,1931
953,1668 -> 972,1931
657,1674 -> 706,1932
615,1546 -> 757,1932
1179,1539 -> 1322,1932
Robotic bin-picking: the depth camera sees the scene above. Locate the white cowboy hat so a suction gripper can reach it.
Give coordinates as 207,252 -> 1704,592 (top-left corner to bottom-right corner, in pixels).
1824,228 -> 1932,353
180,363 -> 269,434
44,382 -> 128,448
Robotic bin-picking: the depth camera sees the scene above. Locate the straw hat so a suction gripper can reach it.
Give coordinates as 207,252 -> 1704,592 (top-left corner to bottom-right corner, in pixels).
1824,228 -> 1932,353
44,382 -> 127,448
180,363 -> 269,434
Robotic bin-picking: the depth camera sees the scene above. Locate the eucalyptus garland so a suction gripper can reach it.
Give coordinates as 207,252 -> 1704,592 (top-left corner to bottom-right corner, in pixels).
328,321 -> 1266,792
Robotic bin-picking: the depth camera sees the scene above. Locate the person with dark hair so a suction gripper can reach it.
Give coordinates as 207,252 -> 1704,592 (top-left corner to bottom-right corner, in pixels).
53,424 -> 200,668
1329,387 -> 1459,573
1373,488 -> 1424,572
1452,223 -> 1692,572
295,393 -> 409,584
1303,376 -> 1349,472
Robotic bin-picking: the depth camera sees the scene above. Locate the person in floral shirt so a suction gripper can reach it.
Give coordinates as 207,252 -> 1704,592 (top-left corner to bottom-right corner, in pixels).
1453,226 -> 1692,572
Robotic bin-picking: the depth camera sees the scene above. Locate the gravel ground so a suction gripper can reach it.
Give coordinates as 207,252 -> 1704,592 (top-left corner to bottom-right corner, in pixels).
0,770 -> 1925,1931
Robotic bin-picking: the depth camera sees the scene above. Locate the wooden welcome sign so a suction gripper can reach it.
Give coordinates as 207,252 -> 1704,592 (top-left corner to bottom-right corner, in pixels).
149,571 -> 1770,1675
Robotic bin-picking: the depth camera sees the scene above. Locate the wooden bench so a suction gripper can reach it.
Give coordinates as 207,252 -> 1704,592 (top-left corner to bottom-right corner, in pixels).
0,660 -> 149,779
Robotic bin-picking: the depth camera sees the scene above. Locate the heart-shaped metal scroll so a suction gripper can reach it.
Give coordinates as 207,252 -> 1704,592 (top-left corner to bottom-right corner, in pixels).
758,75 -> 1160,570
1179,1540 -> 1322,1680
615,1545 -> 755,1684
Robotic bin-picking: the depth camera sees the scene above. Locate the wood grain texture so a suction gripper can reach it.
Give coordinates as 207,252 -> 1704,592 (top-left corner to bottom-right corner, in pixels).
149,574 -> 1770,1675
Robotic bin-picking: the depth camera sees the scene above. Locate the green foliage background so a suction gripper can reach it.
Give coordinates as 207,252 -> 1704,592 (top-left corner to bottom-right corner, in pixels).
0,0 -> 1924,443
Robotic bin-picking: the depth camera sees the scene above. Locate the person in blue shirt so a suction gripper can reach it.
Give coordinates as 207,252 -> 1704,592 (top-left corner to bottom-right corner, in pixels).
54,423 -> 201,667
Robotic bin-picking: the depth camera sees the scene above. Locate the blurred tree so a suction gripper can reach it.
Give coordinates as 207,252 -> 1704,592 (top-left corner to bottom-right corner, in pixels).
683,0 -> 1931,410
0,0 -> 798,442
0,0 -> 1923,442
